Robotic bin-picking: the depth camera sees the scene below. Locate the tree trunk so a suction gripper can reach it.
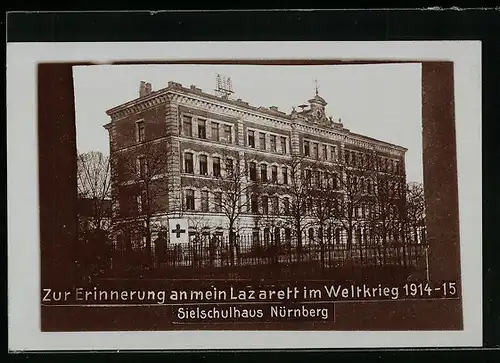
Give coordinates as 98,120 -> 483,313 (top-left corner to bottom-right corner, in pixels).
296,223 -> 303,263
346,228 -> 353,266
382,231 -> 388,265
358,229 -> 364,266
318,226 -> 325,274
229,222 -> 235,267
145,217 -> 152,268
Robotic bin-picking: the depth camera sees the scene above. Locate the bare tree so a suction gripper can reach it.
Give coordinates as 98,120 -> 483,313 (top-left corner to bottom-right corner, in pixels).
206,153 -> 261,266
365,164 -> 407,265
307,169 -> 339,271
254,192 -> 288,265
404,182 -> 426,244
331,166 -> 367,252
76,151 -> 115,280
116,141 -> 170,267
280,154 -> 316,262
77,151 -> 112,232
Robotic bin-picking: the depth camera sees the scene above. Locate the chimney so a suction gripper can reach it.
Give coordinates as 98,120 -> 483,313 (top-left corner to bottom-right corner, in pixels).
168,81 -> 182,88
139,81 -> 146,97
145,82 -> 152,94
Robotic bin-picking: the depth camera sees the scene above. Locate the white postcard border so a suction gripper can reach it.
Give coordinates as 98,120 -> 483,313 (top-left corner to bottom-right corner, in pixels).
7,41 -> 482,351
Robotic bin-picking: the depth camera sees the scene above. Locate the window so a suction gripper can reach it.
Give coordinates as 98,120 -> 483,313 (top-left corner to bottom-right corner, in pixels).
137,156 -> 147,179
224,125 -> 232,143
261,195 -> 269,214
199,155 -> 208,175
182,115 -> 192,137
331,146 -> 337,161
314,170 -> 321,187
260,164 -> 268,182
136,195 -> 142,214
332,199 -> 339,212
283,197 -> 290,215
271,196 -> 279,214
395,161 -> 400,174
367,180 -> 373,194
251,194 -> 259,213
280,137 -> 287,154
185,190 -> 195,210
248,130 -> 255,148
271,166 -> 278,183
264,228 -> 271,245
306,198 -> 313,213
225,158 -> 234,176
322,145 -> 328,160
304,140 -> 310,156
270,135 -> 276,152
201,191 -> 209,212
308,228 -> 314,244
282,167 -> 288,185
214,192 -> 222,212
213,157 -> 221,177
323,172 -> 329,188
249,162 -> 257,181
274,227 -> 281,245
211,122 -> 220,141
252,229 -> 260,245
312,143 -> 319,159
198,119 -> 206,139
285,228 -> 292,244
304,169 -> 311,183
332,173 -> 338,190
184,152 -> 193,174
137,191 -> 147,213
136,121 -> 145,143
259,132 -> 266,150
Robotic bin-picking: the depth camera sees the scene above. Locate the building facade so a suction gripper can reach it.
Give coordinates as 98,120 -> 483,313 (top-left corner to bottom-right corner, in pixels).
104,80 -> 408,251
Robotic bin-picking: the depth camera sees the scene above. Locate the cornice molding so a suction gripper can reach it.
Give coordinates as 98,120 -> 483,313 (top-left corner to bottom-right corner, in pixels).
106,87 -> 407,156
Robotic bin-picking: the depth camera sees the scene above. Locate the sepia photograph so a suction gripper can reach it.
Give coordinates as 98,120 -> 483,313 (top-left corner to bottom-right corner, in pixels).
73,63 -> 426,284
7,40 -> 482,350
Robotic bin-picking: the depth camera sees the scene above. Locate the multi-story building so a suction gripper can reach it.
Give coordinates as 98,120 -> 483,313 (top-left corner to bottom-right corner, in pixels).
104,80 -> 407,251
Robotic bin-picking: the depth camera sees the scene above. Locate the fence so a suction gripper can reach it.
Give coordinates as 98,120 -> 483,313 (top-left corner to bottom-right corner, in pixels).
155,233 -> 427,271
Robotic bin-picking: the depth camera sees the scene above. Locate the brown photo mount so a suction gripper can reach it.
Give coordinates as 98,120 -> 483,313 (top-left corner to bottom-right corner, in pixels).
38,60 -> 462,332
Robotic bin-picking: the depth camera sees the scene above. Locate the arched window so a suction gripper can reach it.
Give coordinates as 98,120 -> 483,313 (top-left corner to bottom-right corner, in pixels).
264,228 -> 271,246
185,189 -> 195,210
260,164 -> 268,182
212,156 -> 221,177
274,227 -> 281,246
199,154 -> 208,175
308,228 -> 315,244
184,152 -> 193,174
249,161 -> 257,181
284,228 -> 292,246
250,194 -> 259,213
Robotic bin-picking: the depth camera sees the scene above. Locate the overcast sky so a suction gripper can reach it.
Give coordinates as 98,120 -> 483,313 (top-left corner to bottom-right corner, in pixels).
73,63 -> 422,183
